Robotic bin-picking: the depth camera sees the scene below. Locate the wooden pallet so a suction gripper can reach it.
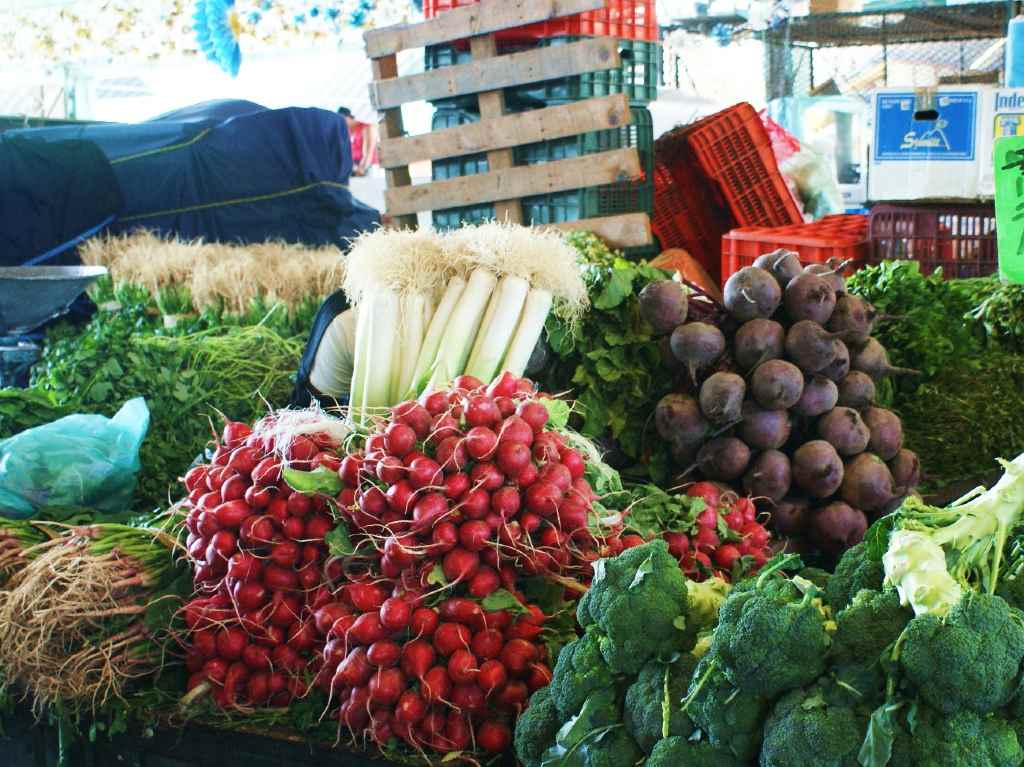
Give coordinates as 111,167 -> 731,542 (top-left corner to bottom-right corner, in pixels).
363,0 -> 653,249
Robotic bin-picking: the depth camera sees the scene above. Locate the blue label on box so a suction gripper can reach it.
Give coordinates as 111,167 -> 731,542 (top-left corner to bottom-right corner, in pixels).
874,91 -> 977,162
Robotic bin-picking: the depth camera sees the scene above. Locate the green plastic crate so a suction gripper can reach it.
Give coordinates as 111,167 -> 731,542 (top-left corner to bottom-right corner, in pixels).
430,106 -> 654,251
425,36 -> 660,109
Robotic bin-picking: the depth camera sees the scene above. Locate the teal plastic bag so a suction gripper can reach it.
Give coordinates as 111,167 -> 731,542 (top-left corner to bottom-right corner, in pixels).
0,397 -> 150,519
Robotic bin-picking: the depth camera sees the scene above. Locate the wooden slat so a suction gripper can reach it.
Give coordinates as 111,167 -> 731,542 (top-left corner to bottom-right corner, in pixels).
370,38 -> 619,110
379,94 -> 631,168
385,148 -> 642,217
371,55 -> 417,230
364,0 -> 604,58
543,213 -> 654,249
470,35 -> 522,225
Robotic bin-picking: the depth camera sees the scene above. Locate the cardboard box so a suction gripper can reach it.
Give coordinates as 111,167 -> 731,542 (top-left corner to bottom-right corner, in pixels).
868,87 -> 986,202
979,88 -> 1024,198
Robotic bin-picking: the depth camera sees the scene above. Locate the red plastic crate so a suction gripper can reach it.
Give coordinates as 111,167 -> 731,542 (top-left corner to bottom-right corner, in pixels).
652,162 -> 734,285
868,203 -> 997,278
721,214 -> 869,283
423,0 -> 659,42
683,103 -> 804,230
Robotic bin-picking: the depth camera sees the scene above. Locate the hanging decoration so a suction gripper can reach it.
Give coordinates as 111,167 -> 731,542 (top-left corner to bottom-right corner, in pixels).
0,0 -> 421,68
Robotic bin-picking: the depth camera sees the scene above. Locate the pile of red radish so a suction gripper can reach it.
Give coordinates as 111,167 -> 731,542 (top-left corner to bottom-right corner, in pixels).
179,417 -> 345,709
175,373 -> 611,758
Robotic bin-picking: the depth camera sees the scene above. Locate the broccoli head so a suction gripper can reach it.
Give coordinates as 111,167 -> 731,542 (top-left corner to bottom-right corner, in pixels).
514,687 -> 562,767
548,630 -> 618,718
578,725 -> 644,767
799,566 -> 833,591
832,589 -> 911,664
899,592 -> 1024,715
889,706 -> 1023,767
623,655 -> 696,753
684,653 -> 770,761
577,540 -> 690,675
832,661 -> 885,705
759,681 -> 867,767
645,736 -> 745,767
711,566 -> 832,700
825,541 -> 884,612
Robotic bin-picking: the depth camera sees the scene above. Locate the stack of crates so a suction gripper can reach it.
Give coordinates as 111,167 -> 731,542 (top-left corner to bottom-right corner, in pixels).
423,0 -> 661,255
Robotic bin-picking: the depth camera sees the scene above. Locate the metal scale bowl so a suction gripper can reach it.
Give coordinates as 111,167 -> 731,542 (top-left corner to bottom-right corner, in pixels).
0,266 -> 108,388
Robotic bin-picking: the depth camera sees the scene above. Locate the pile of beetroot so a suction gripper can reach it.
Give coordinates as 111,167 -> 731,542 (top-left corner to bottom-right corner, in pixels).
176,373 -> 616,758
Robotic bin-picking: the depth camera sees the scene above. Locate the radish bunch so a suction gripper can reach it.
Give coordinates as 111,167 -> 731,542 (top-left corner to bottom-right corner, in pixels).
179,418 -> 343,709
313,590 -> 548,755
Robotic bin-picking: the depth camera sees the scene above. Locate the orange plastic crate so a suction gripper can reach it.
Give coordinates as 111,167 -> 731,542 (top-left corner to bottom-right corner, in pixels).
684,103 -> 804,230
652,162 -> 734,285
721,215 -> 869,283
422,0 -> 659,41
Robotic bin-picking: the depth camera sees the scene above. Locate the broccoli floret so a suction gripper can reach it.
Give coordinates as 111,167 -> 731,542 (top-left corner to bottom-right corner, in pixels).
577,540 -> 690,675
645,736 -> 745,767
826,541 -> 884,611
759,681 -> 867,767
623,655 -> 696,753
997,573 -> 1024,612
899,592 -> 1024,715
514,687 -> 562,767
799,566 -> 833,591
686,577 -> 731,633
832,589 -> 911,663
832,661 -> 885,705
578,725 -> 644,767
548,631 -> 617,717
710,565 -> 832,700
889,706 -> 1023,767
684,653 -> 769,761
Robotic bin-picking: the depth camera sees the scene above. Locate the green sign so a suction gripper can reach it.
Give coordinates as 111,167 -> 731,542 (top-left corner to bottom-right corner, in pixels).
994,135 -> 1024,284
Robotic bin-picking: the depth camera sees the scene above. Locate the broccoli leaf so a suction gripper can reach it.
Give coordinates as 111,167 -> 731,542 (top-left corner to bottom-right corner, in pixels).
859,702 -> 899,767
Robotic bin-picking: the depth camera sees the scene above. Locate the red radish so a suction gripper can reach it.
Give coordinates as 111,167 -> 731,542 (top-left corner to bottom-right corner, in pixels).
458,520 -> 492,552
539,462 -> 572,492
477,721 -> 512,753
393,401 -> 432,439
228,446 -> 260,476
412,493 -> 450,531
724,509 -> 745,530
445,711 -> 472,749
468,567 -> 500,599
528,662 -> 553,690
323,637 -> 348,666
239,514 -> 274,546
442,548 -> 480,582
349,612 -> 387,645
339,455 -> 362,487
498,415 -> 534,446
216,627 -> 248,661
459,488 -> 490,520
434,622 -> 472,656
347,582 -> 388,612
369,667 -> 406,705
207,529 -> 237,559
506,621 -> 543,642
251,456 -> 282,487
470,629 -> 504,660
367,639 -> 402,667
281,516 -> 304,541
453,375 -> 484,391
487,372 -> 518,399
377,597 -> 411,633
495,679 -> 528,709
424,391 -> 449,415
226,551 -> 262,581
211,447 -> 230,467
516,401 -> 549,433
243,484 -> 273,510
516,463 -> 539,488
184,465 -> 209,493
714,543 -> 742,571
395,689 -> 428,725
439,598 -> 485,627
688,481 -> 722,508
451,683 -> 485,715
202,657 -> 229,685
441,472 -> 470,500
532,433 -> 562,464
470,463 -> 504,492
447,649 -> 478,685
336,487 -> 356,508
312,452 -> 342,472
192,629 -> 217,659
420,708 -> 447,738
435,437 -> 468,473
358,486 -> 387,517
559,448 -> 586,480
556,502 -> 588,534
270,540 -> 300,568
196,510 -> 220,539
286,492 -> 312,518
696,507 -> 719,529
694,526 -> 720,552
263,563 -> 299,592
267,497 -> 289,523
377,455 -> 405,484
303,514 -> 332,542
408,457 -> 443,490
663,532 -> 690,559
429,522 -> 458,555
337,647 -> 373,686
384,422 -> 417,458
500,639 -> 538,675
477,659 -> 508,695
288,436 -> 318,467
268,593 -> 302,627
400,638 -> 436,679
287,621 -> 318,653
232,580 -> 267,611
495,396 -> 516,417
741,521 -> 770,548
220,475 -> 249,503
410,608 -> 439,637
496,441 -> 532,478
314,603 -> 351,636
421,666 -> 451,705
385,480 -> 415,515
429,413 -> 461,445
525,482 -> 562,517
465,426 -> 498,460
465,396 -> 501,428
222,421 -> 252,449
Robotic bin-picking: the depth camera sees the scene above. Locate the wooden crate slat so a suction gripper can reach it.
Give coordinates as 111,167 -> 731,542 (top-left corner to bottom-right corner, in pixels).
371,55 -> 417,230
542,213 -> 653,248
385,147 -> 642,217
378,94 -> 631,169
364,0 -> 605,58
369,38 -> 619,110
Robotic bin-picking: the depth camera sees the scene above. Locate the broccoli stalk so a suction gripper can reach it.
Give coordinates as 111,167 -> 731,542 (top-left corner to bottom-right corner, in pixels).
883,453 -> 1024,616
